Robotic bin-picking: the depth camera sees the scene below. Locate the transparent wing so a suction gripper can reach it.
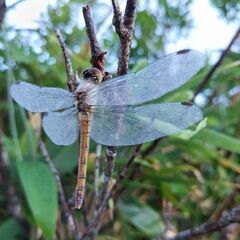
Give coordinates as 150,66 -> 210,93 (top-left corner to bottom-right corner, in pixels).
10,81 -> 75,112
91,103 -> 203,146
42,107 -> 79,146
87,50 -> 205,106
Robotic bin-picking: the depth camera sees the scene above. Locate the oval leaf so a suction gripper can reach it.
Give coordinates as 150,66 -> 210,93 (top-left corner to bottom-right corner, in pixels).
17,161 -> 58,239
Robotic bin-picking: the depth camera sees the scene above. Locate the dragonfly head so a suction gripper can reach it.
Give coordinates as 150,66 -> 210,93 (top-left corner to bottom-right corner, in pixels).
82,68 -> 103,84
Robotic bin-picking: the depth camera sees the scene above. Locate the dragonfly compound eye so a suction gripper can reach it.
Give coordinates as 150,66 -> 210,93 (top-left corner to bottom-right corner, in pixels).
82,67 -> 103,84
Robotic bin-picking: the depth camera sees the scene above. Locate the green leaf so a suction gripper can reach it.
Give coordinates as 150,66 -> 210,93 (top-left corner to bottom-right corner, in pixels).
17,161 -> 58,239
194,128 -> 240,153
118,197 -> 162,237
0,218 -> 23,240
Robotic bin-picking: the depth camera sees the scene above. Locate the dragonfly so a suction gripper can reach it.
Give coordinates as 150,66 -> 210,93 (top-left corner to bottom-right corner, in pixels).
10,49 -> 205,209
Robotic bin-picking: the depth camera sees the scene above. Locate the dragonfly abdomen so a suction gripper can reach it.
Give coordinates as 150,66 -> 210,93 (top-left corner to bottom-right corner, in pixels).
75,112 -> 92,209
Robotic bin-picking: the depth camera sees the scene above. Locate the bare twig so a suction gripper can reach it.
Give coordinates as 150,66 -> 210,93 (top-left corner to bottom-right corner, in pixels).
82,5 -> 107,72
29,115 -> 81,239
55,28 -> 77,92
157,206 -> 240,240
112,0 -> 137,75
192,25 -> 240,100
0,131 -> 22,220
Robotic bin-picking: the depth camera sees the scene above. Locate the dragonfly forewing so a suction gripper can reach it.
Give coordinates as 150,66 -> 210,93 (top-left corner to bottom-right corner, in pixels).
42,107 -> 79,145
10,81 -> 75,112
87,49 -> 205,106
91,103 -> 203,146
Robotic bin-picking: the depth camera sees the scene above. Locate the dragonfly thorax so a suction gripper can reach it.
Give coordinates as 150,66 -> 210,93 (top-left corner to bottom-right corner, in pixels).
75,91 -> 90,114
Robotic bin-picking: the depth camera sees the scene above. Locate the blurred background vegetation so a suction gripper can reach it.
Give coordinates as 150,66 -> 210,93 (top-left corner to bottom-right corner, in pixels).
0,0 -> 240,239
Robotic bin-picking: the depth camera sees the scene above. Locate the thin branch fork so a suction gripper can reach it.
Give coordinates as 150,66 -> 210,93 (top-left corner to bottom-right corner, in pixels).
157,206 -> 240,240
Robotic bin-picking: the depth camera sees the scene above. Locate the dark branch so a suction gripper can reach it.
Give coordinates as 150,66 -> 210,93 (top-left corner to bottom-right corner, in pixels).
192,25 -> 240,100
112,0 -> 137,75
82,5 -> 107,73
111,0 -> 125,37
55,28 -> 77,92
157,206 -> 240,240
29,114 -> 81,239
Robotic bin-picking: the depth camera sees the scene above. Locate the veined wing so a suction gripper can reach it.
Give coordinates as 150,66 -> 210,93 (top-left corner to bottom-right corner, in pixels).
87,50 -> 205,106
90,103 -> 203,146
10,81 -> 75,112
42,107 -> 79,145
